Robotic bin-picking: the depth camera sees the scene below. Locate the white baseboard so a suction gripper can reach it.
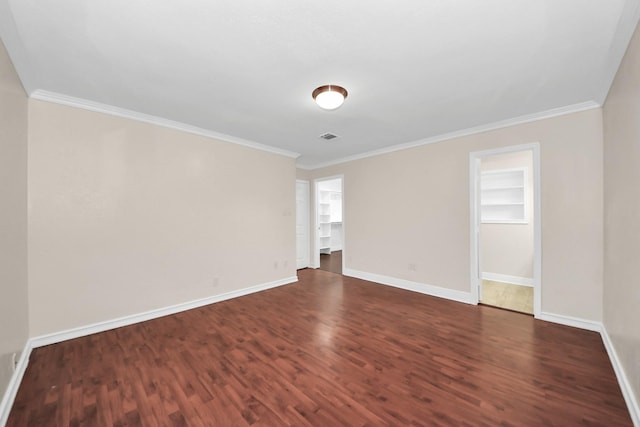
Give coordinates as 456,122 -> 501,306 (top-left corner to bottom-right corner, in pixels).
0,341 -> 33,427
533,313 -> 638,424
481,272 -> 533,287
536,312 -> 603,332
30,276 -> 297,348
3,275 -> 637,426
1,276 -> 297,425
343,268 -> 474,305
601,326 -> 640,426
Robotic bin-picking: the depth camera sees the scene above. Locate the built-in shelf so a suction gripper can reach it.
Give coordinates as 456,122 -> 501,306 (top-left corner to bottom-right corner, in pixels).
318,190 -> 332,253
318,188 -> 343,254
481,168 -> 528,224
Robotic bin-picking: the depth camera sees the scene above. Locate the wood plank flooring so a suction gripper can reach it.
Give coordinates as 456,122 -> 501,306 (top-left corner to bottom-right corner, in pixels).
7,269 -> 632,426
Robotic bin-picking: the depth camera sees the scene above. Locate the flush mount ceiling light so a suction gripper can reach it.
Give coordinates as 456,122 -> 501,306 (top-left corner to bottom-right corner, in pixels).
312,85 -> 348,110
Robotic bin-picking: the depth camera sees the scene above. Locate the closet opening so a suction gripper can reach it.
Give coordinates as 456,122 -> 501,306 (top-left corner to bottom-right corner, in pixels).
314,176 -> 344,274
470,144 -> 541,316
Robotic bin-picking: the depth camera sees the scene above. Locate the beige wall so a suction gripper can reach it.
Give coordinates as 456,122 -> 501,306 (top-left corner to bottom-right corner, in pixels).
296,168 -> 311,181
28,100 -> 297,336
312,108 -> 603,321
480,150 -> 534,279
603,20 -> 640,410
0,40 -> 29,399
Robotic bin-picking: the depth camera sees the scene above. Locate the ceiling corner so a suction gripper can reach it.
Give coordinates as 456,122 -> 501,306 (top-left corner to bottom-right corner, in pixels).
0,0 -> 37,96
595,0 -> 640,105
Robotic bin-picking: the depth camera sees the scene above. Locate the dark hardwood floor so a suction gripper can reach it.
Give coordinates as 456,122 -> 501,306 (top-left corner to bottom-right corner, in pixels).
319,250 -> 342,274
7,269 -> 631,426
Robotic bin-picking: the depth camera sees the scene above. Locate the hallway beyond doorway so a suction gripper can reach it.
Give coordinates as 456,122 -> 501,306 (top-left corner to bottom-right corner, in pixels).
320,250 -> 342,274
481,280 -> 533,314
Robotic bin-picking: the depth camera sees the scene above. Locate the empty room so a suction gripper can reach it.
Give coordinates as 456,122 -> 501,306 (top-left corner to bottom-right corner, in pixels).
1,1 -> 639,425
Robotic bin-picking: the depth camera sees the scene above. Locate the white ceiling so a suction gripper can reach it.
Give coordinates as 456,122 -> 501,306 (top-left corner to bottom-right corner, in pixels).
1,0 -> 639,168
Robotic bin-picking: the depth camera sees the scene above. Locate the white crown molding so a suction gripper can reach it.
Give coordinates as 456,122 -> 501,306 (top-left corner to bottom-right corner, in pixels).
29,90 -> 301,159
301,101 -> 601,170
596,0 -> 640,104
601,325 -> 640,426
30,89 -> 599,170
343,268 -> 474,305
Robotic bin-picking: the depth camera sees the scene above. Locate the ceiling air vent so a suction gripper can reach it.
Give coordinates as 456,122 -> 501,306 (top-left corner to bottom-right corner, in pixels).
319,132 -> 339,141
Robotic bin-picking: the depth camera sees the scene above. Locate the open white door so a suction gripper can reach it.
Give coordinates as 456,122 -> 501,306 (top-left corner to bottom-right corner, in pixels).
296,180 -> 310,269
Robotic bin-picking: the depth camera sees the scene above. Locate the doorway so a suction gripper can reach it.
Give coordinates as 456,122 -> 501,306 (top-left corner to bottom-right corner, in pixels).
314,176 -> 344,274
470,144 -> 541,316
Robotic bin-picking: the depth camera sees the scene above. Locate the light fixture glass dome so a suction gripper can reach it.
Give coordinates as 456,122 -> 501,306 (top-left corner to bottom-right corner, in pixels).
312,85 -> 348,110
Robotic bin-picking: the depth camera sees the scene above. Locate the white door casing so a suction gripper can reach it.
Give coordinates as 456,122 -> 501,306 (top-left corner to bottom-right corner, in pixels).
296,180 -> 310,269
314,175 -> 345,270
469,143 -> 541,317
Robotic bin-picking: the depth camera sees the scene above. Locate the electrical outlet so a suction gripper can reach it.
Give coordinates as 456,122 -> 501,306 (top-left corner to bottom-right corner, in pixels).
212,277 -> 219,288
274,261 -> 278,269
11,352 -> 17,372
408,263 -> 416,271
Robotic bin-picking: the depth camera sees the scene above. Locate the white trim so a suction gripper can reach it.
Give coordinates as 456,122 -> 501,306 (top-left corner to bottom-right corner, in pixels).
296,179 -> 311,270
300,101 -> 599,170
536,312 -> 602,332
313,175 -> 345,270
481,272 -> 534,287
601,326 -> 640,426
29,276 -> 297,348
535,313 -> 639,424
470,143 -> 542,317
343,268 -> 474,305
0,341 -> 33,427
0,276 -> 296,425
532,145 -> 542,316
29,90 -> 300,159
470,154 -> 481,303
2,277 -> 638,426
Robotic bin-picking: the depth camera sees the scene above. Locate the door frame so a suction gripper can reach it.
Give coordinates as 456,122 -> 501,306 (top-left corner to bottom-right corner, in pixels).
295,179 -> 310,269
469,143 -> 541,317
313,175 -> 345,270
